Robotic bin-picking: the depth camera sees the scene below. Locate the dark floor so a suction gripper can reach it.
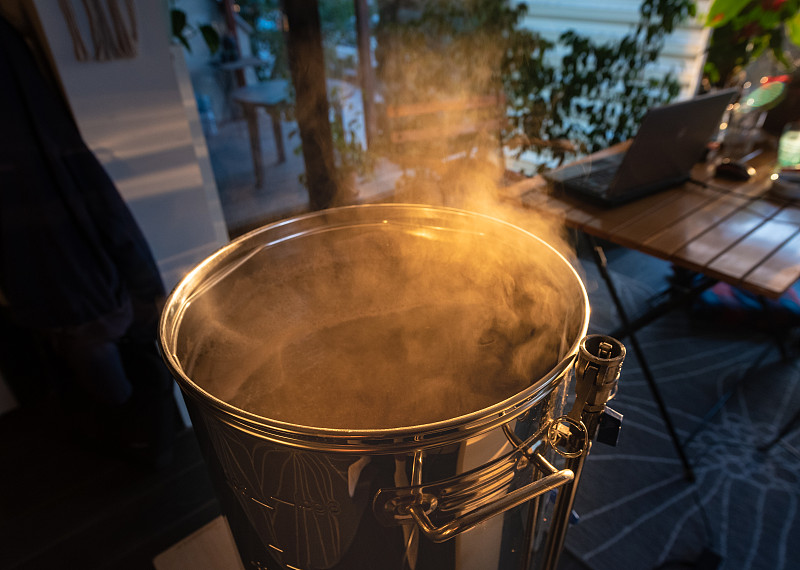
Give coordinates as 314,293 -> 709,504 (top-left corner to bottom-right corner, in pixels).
0,394 -> 220,570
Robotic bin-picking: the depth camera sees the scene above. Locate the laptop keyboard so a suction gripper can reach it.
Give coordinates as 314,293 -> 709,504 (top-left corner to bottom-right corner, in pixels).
571,166 -> 617,191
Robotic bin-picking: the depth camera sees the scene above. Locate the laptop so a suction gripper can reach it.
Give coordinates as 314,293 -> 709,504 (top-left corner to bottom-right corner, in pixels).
543,89 -> 738,206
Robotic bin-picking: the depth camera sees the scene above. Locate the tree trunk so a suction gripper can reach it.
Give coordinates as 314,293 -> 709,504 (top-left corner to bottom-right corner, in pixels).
280,0 -> 339,210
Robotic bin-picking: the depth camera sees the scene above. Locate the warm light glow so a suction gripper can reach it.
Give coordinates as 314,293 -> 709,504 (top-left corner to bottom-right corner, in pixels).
408,228 -> 437,240
719,122 -> 728,130
743,81 -> 752,89
760,76 -> 768,84
771,173 -> 780,181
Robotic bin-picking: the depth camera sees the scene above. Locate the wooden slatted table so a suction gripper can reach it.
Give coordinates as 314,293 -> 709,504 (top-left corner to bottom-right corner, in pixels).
505,146 -> 800,481
508,146 -> 800,299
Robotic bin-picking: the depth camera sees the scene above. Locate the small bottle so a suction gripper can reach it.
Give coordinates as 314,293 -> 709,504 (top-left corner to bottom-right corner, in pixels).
772,121 -> 800,199
777,121 -> 800,168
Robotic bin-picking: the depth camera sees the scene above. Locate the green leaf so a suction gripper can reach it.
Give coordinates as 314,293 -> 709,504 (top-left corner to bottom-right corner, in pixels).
705,0 -> 752,27
170,9 -> 187,37
787,10 -> 800,46
199,24 -> 220,54
170,9 -> 191,52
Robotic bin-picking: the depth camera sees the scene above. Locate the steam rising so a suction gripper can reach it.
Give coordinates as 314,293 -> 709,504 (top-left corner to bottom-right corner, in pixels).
170,14 -> 586,430
175,209 -> 585,429
370,8 -> 574,262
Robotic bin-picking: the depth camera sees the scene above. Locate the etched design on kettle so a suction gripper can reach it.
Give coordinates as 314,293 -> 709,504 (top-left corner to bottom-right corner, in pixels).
206,424 -> 370,569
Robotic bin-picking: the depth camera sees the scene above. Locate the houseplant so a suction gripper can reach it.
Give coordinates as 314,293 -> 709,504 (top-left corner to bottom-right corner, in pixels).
374,0 -> 696,175
503,0 -> 696,169
704,0 -> 800,87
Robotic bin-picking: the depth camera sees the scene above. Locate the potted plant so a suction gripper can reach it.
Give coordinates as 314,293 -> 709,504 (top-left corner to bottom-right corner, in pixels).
374,0 -> 696,176
703,0 -> 800,88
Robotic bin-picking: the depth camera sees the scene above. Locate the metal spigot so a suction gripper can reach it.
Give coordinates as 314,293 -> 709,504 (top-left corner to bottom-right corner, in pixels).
539,334 -> 626,570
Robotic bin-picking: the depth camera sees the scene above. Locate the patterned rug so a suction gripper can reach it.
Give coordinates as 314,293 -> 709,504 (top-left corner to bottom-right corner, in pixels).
564,263 -> 800,570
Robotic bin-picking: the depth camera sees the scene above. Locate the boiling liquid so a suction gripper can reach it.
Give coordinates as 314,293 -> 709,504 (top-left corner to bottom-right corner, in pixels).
225,302 -> 560,428
178,226 -> 578,429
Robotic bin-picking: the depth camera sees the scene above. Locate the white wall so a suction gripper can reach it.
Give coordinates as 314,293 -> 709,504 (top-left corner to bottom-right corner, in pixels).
31,0 -> 229,293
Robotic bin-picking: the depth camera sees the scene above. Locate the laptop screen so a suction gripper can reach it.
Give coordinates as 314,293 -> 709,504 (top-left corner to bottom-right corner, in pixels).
544,88 -> 738,205
607,88 -> 738,199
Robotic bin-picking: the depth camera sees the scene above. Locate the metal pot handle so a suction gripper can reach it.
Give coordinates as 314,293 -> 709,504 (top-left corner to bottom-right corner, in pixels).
374,335 -> 625,545
405,452 -> 573,543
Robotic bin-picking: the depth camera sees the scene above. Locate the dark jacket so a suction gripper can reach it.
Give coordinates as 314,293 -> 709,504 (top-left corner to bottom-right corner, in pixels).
0,15 -> 164,331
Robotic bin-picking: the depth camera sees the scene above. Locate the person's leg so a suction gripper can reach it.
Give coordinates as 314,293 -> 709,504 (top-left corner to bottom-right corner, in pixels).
118,307 -> 178,468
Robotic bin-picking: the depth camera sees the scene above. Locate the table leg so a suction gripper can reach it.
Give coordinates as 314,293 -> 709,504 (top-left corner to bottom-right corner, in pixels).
679,292 -> 793,453
267,109 -> 286,164
682,341 -> 775,448
608,275 -> 717,341
586,234 -> 695,481
242,104 -> 264,188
